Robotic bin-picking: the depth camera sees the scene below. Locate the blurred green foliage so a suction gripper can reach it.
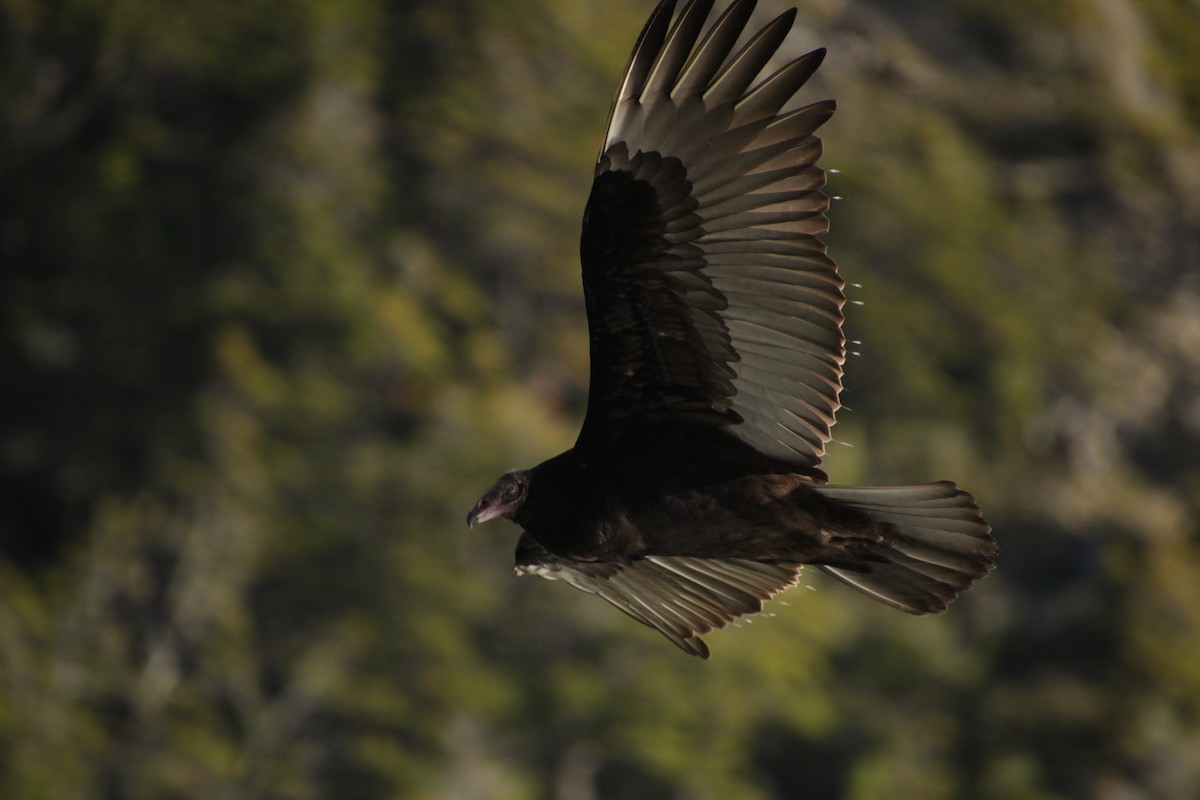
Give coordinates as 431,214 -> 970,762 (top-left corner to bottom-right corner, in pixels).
3,0 -> 1200,798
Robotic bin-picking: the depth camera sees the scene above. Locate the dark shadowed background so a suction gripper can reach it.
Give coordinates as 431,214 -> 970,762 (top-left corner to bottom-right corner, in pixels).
3,0 -> 1200,797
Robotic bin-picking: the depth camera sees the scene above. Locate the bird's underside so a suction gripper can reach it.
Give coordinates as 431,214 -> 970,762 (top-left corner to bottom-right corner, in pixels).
467,0 -> 998,658
511,475 -> 991,660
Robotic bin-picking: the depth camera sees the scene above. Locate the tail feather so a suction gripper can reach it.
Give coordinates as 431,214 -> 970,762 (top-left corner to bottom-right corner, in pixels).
813,481 -> 996,614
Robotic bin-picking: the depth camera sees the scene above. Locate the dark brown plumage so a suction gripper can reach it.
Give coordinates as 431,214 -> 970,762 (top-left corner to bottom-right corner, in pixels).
468,0 -> 997,658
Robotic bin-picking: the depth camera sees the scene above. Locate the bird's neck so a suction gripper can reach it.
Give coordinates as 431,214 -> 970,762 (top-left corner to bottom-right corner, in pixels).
519,451 -> 586,523
515,449 -> 608,557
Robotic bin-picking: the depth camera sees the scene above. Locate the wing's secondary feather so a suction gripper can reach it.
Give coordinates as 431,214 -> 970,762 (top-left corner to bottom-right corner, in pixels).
578,0 -> 844,469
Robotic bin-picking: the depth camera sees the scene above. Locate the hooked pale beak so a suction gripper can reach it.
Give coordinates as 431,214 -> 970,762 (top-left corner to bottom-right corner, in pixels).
467,497 -> 502,528
468,472 -> 526,528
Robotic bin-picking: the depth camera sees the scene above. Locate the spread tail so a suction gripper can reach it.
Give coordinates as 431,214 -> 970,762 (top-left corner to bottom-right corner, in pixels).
812,482 -> 996,614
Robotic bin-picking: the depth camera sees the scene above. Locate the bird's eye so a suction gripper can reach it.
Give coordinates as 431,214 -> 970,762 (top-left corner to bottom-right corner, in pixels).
501,482 -> 520,501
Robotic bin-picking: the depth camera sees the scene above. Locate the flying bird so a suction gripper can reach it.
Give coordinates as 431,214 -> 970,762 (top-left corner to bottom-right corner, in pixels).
468,0 -> 997,658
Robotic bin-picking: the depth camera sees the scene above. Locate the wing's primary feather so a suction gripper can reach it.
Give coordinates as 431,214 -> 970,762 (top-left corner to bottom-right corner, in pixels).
577,0 -> 844,470
515,534 -> 803,659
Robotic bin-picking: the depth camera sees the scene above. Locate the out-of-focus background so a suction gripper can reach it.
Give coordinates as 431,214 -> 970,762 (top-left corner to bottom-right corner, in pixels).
3,0 -> 1200,797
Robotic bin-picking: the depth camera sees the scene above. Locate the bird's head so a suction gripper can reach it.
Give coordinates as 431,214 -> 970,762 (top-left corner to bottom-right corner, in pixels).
467,470 -> 530,528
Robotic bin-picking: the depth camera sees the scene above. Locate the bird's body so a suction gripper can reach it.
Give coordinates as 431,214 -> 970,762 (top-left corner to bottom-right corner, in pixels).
469,0 -> 997,658
517,425 -> 863,565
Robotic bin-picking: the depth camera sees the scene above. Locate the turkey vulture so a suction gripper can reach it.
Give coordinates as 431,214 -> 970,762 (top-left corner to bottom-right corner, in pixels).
468,0 -> 996,658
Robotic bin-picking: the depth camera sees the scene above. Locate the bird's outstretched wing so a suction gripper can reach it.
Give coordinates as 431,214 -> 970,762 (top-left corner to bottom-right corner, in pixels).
577,0 -> 843,470
514,533 -> 802,658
